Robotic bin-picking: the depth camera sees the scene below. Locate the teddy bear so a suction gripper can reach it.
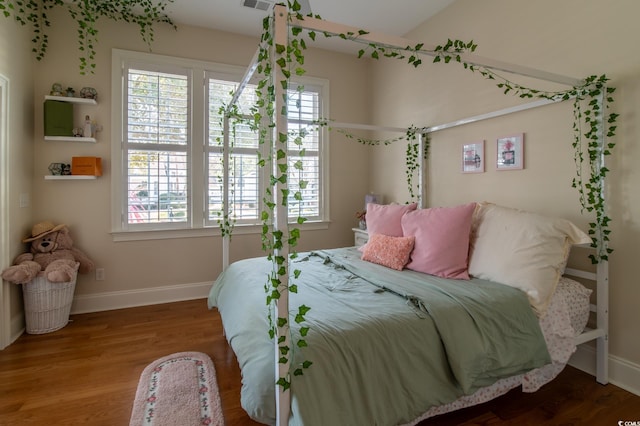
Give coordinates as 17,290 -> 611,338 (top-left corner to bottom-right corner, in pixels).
1,221 -> 95,284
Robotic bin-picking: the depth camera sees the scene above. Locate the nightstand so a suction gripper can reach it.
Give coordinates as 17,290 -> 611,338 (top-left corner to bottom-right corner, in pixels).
352,228 -> 369,247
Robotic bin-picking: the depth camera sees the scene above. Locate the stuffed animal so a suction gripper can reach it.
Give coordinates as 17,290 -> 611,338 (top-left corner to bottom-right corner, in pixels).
1,221 -> 95,284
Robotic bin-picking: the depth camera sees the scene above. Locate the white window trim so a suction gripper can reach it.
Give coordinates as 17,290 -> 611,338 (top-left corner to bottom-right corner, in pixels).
110,49 -> 330,241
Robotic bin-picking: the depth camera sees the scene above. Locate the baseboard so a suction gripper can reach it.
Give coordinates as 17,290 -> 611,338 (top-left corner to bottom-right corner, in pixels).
569,344 -> 640,397
10,312 -> 25,345
70,281 -> 213,315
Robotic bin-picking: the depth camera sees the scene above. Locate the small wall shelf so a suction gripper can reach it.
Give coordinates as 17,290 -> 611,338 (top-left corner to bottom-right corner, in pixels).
44,175 -> 98,180
44,135 -> 96,143
44,95 -> 97,105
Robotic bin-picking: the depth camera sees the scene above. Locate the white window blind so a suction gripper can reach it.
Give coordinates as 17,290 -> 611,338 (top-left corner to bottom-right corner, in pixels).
287,86 -> 321,220
112,49 -> 329,239
207,78 -> 262,224
125,68 -> 190,228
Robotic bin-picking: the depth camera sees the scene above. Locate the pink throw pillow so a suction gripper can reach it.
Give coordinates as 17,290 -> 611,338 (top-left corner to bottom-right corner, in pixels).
361,233 -> 416,271
401,203 -> 477,279
366,203 -> 418,237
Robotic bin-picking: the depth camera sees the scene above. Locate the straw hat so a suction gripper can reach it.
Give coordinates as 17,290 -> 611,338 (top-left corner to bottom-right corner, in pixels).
23,221 -> 66,242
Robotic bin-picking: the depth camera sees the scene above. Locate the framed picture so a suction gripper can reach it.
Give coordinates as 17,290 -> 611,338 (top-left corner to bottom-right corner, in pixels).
462,141 -> 485,173
496,133 -> 524,170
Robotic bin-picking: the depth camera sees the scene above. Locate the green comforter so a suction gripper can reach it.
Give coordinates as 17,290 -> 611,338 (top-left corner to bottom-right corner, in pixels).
208,247 -> 550,426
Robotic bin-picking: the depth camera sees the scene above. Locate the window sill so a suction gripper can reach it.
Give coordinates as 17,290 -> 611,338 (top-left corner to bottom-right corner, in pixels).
111,220 -> 330,242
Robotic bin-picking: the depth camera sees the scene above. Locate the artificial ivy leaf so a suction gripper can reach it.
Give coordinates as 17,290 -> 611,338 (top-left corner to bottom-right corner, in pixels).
279,357 -> 288,364
297,339 -> 308,348
293,368 -> 303,376
277,317 -> 287,327
302,360 -> 313,369
298,304 -> 311,315
276,377 -> 290,391
300,326 -> 310,336
290,284 -> 298,293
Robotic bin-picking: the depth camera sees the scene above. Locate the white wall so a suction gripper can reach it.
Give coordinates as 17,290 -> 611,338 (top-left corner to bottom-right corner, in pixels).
370,0 -> 640,390
20,9 -> 372,312
0,17 -> 36,340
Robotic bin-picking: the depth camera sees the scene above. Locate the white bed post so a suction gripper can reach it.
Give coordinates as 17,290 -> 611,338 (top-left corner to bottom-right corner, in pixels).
273,4 -> 291,425
222,114 -> 231,271
417,131 -> 426,209
595,89 -> 610,384
222,47 -> 262,271
596,259 -> 609,384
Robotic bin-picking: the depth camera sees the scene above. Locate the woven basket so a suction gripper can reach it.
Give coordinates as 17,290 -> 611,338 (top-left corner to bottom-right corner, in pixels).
21,263 -> 79,334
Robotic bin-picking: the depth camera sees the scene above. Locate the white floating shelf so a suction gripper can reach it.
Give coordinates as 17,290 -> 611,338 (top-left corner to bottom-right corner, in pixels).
44,95 -> 97,105
44,135 -> 97,143
44,175 -> 98,180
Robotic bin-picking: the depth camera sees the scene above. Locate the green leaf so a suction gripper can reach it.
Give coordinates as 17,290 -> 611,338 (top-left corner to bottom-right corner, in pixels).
276,377 -> 290,390
298,304 -> 311,315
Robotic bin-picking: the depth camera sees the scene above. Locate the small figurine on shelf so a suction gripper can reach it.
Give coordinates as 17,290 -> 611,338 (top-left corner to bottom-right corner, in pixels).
65,87 -> 76,97
83,115 -> 93,138
80,86 -> 97,100
48,163 -> 63,176
50,83 -> 63,96
61,164 -> 72,175
72,127 -> 83,137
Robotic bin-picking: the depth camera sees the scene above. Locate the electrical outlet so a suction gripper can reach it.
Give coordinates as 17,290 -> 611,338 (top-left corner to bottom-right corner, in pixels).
95,268 -> 105,281
19,193 -> 30,208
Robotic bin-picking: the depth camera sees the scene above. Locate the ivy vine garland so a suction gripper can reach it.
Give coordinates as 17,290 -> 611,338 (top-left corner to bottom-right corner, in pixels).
223,0 -> 617,394
303,20 -> 615,263
0,0 -> 175,74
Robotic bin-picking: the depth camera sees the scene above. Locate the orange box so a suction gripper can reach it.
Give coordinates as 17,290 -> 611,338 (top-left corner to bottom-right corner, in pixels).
71,157 -> 102,176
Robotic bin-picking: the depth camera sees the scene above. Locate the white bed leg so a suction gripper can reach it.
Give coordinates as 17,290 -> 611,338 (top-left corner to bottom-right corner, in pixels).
596,334 -> 608,384
596,260 -> 609,384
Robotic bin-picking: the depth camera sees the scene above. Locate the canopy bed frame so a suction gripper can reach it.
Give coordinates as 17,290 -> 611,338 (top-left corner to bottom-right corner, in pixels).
218,4 -> 610,425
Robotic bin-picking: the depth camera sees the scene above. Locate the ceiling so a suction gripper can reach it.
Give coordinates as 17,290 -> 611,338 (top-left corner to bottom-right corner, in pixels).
166,0 -> 456,51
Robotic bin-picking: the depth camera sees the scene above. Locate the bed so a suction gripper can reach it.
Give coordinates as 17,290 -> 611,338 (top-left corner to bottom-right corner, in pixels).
208,201 -> 604,425
212,5 -> 611,424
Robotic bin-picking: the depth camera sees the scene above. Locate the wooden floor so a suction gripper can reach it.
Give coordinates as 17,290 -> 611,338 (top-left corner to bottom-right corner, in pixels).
0,299 -> 638,425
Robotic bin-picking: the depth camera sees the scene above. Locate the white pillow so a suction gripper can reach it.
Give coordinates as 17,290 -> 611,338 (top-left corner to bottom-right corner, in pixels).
468,202 -> 591,316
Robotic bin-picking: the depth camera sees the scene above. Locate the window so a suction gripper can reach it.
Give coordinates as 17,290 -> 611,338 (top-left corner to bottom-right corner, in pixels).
111,50 -> 329,240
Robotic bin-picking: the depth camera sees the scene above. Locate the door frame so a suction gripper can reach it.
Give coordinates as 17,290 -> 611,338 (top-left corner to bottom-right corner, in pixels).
0,74 -> 11,349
